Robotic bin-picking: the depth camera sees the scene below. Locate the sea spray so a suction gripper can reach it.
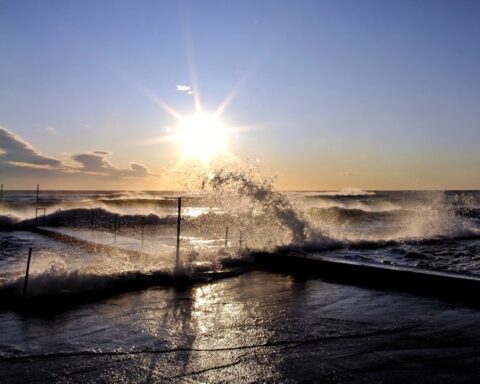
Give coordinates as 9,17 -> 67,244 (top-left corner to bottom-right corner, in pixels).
396,191 -> 480,241
201,169 -> 310,244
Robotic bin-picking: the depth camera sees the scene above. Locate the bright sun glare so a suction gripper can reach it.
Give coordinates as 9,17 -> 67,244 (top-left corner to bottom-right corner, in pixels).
175,113 -> 228,164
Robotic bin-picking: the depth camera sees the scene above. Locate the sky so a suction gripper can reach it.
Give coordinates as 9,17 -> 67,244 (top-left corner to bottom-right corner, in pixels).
1,0 -> 479,190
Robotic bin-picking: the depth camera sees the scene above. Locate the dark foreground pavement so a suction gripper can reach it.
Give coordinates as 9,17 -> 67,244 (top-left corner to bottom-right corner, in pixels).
1,271 -> 480,383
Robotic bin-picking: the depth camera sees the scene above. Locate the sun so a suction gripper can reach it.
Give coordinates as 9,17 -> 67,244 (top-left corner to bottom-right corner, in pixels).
175,112 -> 229,164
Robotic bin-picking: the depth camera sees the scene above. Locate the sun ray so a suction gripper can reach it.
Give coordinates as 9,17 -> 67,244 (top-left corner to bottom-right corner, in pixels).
117,68 -> 184,120
179,1 -> 202,114
214,73 -> 249,118
133,82 -> 184,121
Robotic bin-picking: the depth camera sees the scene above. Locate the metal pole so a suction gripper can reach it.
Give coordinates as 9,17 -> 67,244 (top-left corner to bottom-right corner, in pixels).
114,214 -> 118,242
175,197 -> 182,271
23,248 -> 33,299
34,184 -> 39,225
224,226 -> 229,247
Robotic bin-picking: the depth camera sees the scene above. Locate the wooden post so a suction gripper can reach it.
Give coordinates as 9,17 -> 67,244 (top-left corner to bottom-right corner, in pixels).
224,226 -> 229,247
175,197 -> 182,272
23,248 -> 33,299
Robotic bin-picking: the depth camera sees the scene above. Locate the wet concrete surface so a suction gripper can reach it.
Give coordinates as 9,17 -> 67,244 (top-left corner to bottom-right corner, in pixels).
1,271 -> 480,383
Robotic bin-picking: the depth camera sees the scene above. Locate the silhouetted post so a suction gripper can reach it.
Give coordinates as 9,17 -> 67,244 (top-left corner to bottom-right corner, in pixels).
91,210 -> 95,236
175,197 -> 182,272
239,231 -> 243,249
224,226 -> 229,247
23,247 -> 33,299
35,184 -> 40,225
35,208 -> 46,227
114,214 -> 118,242
0,184 -> 3,205
141,217 -> 145,248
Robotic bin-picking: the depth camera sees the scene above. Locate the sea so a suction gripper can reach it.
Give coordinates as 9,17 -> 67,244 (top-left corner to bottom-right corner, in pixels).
1,171 -> 480,381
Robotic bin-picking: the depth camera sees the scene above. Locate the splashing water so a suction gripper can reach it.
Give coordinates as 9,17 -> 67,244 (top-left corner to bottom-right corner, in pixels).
202,169 -> 311,244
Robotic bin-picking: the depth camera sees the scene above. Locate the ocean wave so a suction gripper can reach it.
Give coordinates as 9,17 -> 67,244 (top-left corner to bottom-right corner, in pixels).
98,197 -> 201,206
0,268 -> 182,308
276,228 -> 480,255
308,206 -> 403,220
0,214 -> 21,229
15,208 -> 178,229
456,207 -> 480,220
0,254 -> 253,308
308,189 -> 376,197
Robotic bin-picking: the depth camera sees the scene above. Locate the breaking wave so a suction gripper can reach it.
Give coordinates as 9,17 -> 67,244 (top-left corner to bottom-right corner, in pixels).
308,188 -> 376,197
202,169 -> 315,244
10,208 -> 177,229
0,214 -> 21,229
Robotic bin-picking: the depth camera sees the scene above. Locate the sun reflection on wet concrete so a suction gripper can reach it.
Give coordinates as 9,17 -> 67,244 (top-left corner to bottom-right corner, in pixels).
2,271 -> 480,382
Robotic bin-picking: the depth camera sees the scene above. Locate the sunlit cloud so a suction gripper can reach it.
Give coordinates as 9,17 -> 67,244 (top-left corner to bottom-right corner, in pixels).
71,152 -> 153,177
0,126 -> 62,168
176,84 -> 193,95
0,126 -> 154,181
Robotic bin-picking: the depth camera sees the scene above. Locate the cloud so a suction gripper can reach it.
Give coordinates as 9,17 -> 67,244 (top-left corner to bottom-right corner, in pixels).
0,126 -> 62,168
71,152 -> 115,174
0,126 -> 154,182
176,84 -> 191,92
128,162 -> 149,177
45,126 -> 57,134
71,152 -> 153,178
176,84 -> 193,94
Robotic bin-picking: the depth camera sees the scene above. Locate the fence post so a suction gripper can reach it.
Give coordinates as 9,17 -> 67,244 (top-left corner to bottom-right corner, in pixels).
224,226 -> 229,247
175,197 -> 182,273
35,184 -> 39,225
23,248 -> 33,299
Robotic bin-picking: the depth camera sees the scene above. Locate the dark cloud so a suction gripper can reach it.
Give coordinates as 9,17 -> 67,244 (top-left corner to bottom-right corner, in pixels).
129,163 -> 149,177
71,152 -> 116,174
71,152 -> 152,178
0,126 -> 62,168
0,126 -> 153,181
